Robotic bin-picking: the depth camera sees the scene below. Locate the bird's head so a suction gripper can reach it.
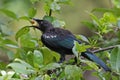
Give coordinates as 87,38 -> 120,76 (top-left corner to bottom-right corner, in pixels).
30,18 -> 53,32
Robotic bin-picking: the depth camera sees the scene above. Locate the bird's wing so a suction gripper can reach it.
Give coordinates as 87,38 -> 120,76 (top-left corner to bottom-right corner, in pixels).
57,35 -> 77,49
42,28 -> 81,50
42,34 -> 77,50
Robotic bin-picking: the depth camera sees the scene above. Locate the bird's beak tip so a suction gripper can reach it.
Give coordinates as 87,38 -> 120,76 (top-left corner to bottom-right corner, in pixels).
30,19 -> 39,27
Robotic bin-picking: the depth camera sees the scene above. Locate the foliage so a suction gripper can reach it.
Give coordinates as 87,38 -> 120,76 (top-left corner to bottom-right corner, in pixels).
0,0 -> 120,80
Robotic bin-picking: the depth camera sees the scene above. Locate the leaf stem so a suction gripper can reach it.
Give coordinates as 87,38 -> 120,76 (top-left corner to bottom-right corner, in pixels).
92,45 -> 117,53
49,9 -> 52,16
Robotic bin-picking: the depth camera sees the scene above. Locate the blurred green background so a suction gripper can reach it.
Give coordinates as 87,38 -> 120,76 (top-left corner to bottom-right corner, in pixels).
0,0 -> 110,61
0,0 -> 111,62
0,0 -> 111,33
0,1 -> 113,80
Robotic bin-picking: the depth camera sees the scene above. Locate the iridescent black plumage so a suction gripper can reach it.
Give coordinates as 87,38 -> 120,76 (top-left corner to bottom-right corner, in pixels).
31,19 -> 111,71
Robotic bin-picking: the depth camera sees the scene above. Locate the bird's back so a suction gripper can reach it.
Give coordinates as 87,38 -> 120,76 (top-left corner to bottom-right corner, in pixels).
41,28 -> 79,54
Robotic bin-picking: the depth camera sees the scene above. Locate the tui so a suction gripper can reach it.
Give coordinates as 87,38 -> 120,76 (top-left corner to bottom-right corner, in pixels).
30,18 -> 111,71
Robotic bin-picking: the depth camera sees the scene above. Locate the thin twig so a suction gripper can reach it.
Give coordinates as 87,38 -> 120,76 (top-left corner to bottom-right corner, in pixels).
92,45 -> 117,53
49,9 -> 52,16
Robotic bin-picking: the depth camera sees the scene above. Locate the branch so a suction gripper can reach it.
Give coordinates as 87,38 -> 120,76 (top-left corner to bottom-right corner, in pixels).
92,45 -> 117,53
49,9 -> 52,16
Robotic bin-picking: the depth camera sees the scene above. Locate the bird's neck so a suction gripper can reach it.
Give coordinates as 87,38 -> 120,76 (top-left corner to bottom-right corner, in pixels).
42,26 -> 53,33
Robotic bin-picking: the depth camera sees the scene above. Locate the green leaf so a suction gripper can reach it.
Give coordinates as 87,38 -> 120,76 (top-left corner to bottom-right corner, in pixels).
15,26 -> 30,41
81,60 -> 99,71
65,65 -> 82,80
0,38 -> 18,48
7,63 -> 28,74
7,51 -> 15,60
112,0 -> 120,8
0,23 -> 13,36
72,41 -> 90,58
3,39 -> 18,48
0,62 -> 7,70
110,7 -> 120,17
110,45 -> 120,73
117,19 -> 120,28
41,47 -> 55,64
28,7 -> 37,18
52,19 -> 65,27
89,13 -> 101,27
41,63 -> 60,70
0,70 -> 15,80
18,16 -> 30,21
44,74 -> 51,80
14,58 -> 33,69
59,0 -> 71,4
88,38 -> 98,47
43,16 -> 54,23
92,8 -> 114,13
76,35 -> 89,43
100,12 -> 117,24
0,9 -> 17,19
7,58 -> 34,74
35,76 -> 43,80
15,48 -> 26,60
27,51 -> 34,66
30,0 -> 40,4
20,34 -> 37,48
44,3 -> 51,15
33,50 -> 43,67
112,75 -> 120,80
50,2 -> 61,11
51,51 -> 60,62
43,16 -> 65,27
72,43 -> 79,58
81,21 -> 95,29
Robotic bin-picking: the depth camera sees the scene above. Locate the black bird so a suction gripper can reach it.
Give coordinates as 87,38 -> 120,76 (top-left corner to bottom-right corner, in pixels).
30,18 -> 111,71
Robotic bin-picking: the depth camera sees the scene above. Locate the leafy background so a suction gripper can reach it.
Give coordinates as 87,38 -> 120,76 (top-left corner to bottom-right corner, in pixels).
0,0 -> 120,80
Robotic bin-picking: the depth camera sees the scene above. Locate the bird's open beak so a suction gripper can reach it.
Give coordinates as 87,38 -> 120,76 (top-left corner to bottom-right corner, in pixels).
30,19 -> 39,27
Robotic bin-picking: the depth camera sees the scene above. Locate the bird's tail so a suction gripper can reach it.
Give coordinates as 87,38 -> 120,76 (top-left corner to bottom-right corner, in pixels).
81,51 -> 111,72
